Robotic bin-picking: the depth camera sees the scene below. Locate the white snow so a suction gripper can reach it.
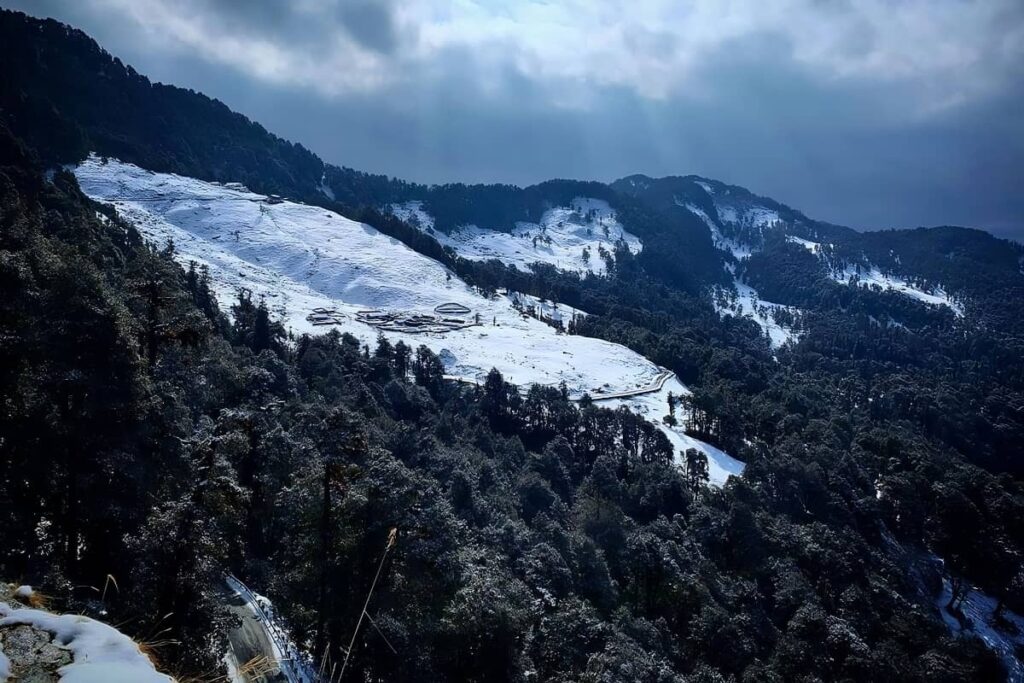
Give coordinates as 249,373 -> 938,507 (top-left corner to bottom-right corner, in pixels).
937,576 -> 1024,680
225,576 -> 313,683
683,202 -> 753,261
694,180 -> 714,195
0,600 -> 173,683
714,282 -> 799,349
743,206 -> 782,228
390,198 -> 642,277
599,376 -> 745,485
506,290 -> 586,328
389,200 -> 434,232
717,206 -> 738,224
317,172 -> 334,201
682,202 -> 799,348
833,265 -> 962,315
786,235 -> 824,254
75,156 -> 743,485
691,187 -> 963,318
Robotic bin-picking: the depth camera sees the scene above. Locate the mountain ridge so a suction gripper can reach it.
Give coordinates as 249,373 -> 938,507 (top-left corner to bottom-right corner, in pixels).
3,6 -> 1024,683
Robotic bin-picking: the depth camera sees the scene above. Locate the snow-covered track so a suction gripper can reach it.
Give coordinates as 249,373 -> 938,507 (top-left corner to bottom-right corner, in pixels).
225,575 -> 315,683
589,369 -> 673,401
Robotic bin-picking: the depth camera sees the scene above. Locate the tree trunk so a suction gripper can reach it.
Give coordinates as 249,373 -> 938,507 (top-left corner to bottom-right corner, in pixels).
315,463 -> 332,661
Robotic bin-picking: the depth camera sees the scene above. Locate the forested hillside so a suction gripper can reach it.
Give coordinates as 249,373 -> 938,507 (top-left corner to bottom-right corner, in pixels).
2,7 -> 1024,682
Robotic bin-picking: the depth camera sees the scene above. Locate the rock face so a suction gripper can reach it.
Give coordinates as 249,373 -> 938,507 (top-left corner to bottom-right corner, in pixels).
0,583 -> 176,683
0,622 -> 73,682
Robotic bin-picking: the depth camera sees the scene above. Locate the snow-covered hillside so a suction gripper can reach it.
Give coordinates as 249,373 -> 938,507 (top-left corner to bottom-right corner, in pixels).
74,156 -> 742,485
389,199 -> 641,276
714,283 -> 800,349
0,585 -> 173,683
682,200 -> 800,348
786,236 -> 963,314
684,188 -> 963,348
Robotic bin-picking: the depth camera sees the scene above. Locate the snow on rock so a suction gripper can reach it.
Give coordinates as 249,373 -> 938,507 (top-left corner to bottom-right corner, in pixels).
390,198 -> 642,277
0,594 -> 173,683
75,156 -> 743,485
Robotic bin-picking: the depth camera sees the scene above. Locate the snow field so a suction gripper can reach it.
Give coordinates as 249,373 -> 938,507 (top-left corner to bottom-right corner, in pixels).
74,156 -> 743,484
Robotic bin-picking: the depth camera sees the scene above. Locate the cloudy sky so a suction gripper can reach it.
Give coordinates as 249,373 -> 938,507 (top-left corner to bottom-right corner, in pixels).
9,0 -> 1024,238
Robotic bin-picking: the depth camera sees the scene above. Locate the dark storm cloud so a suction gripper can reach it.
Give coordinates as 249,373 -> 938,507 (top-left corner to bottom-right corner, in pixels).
3,0 -> 1023,239
336,0 -> 399,54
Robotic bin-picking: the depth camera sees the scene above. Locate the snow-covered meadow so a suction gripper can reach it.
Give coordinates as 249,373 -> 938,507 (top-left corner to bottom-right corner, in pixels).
74,156 -> 742,485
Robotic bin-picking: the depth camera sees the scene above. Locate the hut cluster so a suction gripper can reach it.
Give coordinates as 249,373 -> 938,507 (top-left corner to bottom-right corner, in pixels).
306,307 -> 346,326
354,302 -> 478,334
306,302 -> 479,335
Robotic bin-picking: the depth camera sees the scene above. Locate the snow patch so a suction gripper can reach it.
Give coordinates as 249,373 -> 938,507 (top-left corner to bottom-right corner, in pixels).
714,282 -> 799,349
681,202 -> 799,347
390,198 -> 641,277
0,601 -> 173,683
936,576 -> 1024,680
833,265 -> 962,315
786,235 -> 825,254
599,376 -> 744,486
683,202 -> 753,261
743,206 -> 781,229
318,172 -> 335,201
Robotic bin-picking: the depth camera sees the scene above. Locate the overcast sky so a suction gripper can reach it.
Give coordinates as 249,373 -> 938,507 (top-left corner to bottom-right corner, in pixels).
8,0 -> 1024,238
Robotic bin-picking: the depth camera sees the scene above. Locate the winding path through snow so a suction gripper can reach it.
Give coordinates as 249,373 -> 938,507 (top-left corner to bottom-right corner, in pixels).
589,369 -> 673,401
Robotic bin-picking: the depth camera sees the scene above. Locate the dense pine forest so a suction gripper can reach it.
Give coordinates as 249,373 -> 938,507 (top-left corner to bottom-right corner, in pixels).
2,8 -> 1024,682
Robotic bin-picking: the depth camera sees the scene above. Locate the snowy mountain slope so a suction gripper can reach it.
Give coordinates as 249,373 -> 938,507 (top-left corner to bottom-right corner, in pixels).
74,156 -> 742,485
713,282 -> 800,349
598,375 -> 744,484
683,200 -> 801,348
696,190 -> 964,316
682,189 -> 964,347
837,266 -> 962,314
786,236 -> 963,314
389,199 -> 641,276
